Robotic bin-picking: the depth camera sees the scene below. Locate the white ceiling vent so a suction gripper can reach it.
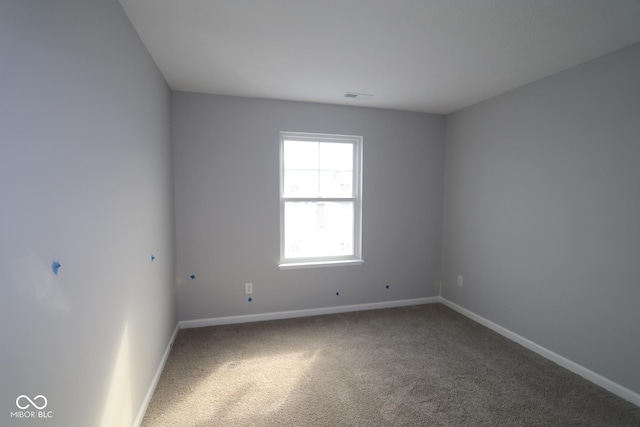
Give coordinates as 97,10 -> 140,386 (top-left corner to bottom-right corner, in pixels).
344,92 -> 373,100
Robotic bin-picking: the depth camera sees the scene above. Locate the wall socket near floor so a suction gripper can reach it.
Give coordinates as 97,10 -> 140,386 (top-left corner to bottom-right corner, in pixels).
457,275 -> 463,287
245,282 -> 253,294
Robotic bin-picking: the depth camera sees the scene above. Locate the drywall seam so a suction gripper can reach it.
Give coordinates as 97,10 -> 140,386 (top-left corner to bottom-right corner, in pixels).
133,323 -> 180,427
439,297 -> 640,408
179,297 -> 440,329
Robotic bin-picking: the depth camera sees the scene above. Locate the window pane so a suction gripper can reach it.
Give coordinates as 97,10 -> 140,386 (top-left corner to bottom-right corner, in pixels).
283,140 -> 318,170
319,143 -> 353,171
284,201 -> 354,259
319,170 -> 353,197
284,170 -> 319,197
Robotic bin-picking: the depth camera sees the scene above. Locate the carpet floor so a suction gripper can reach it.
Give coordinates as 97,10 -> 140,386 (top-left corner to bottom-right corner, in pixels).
142,303 -> 640,426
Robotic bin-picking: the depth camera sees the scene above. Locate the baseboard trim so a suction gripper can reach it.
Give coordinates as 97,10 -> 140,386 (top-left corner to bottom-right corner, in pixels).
438,297 -> 640,407
133,322 -> 180,427
179,297 -> 439,329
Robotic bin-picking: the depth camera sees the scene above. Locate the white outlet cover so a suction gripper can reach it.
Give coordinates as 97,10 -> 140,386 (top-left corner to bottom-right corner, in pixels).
457,276 -> 463,287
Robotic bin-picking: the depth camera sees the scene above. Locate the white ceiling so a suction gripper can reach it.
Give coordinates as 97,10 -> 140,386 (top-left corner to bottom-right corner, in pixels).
119,0 -> 640,114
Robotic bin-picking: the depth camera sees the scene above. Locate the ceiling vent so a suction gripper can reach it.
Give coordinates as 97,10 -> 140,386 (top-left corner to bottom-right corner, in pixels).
344,92 -> 373,100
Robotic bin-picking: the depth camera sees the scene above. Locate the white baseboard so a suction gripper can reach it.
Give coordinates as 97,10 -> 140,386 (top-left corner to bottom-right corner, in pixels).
438,297 -> 640,407
164,297 -> 640,409
133,322 -> 180,427
179,297 -> 439,329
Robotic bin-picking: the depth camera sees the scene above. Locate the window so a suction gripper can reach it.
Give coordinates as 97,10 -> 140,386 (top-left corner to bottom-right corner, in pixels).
279,132 -> 363,269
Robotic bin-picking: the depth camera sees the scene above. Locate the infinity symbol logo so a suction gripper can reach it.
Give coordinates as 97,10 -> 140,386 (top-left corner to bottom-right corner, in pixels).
16,395 -> 47,410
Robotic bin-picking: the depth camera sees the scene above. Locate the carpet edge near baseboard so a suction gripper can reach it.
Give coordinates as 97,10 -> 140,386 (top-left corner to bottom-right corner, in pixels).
178,297 -> 440,329
142,296 -> 639,423
133,322 -> 180,427
439,297 -> 640,408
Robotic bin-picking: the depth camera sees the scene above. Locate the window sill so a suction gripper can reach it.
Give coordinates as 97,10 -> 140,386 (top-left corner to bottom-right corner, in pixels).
279,259 -> 364,270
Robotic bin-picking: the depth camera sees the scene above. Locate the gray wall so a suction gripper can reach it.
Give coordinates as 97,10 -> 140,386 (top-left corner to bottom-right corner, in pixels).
442,42 -> 640,395
0,1 -> 176,426
172,93 -> 444,321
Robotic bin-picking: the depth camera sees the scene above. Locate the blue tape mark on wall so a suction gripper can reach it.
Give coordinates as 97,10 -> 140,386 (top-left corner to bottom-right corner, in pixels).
190,274 -> 196,280
151,254 -> 156,262
385,285 -> 390,289
52,260 -> 61,275
248,297 -> 253,302
336,292 -> 340,296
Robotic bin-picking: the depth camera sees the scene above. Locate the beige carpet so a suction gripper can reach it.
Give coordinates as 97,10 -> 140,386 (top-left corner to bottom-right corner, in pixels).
142,304 -> 640,426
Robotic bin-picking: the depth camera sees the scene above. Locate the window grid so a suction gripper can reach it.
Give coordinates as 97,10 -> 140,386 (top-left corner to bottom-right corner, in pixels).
280,132 -> 362,267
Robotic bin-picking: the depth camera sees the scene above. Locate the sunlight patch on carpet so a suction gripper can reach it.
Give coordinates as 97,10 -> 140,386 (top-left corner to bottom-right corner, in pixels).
159,350 -> 319,425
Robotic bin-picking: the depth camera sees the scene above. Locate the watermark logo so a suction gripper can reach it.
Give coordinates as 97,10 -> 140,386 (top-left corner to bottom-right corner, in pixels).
10,395 -> 53,420
16,395 -> 47,410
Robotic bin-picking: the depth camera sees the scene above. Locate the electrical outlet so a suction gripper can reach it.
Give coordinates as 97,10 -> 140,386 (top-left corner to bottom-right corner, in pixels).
457,275 -> 463,287
245,282 -> 253,294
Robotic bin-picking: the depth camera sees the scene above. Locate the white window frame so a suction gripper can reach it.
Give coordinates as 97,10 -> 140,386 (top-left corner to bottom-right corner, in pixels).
279,131 -> 363,269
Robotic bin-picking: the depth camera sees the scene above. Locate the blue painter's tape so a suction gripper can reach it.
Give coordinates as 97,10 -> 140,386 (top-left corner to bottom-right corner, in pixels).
151,254 -> 156,262
190,274 -> 196,280
248,297 -> 253,302
52,260 -> 61,275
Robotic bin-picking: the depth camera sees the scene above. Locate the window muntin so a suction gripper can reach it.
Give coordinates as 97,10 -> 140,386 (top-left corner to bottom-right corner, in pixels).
280,132 -> 362,267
